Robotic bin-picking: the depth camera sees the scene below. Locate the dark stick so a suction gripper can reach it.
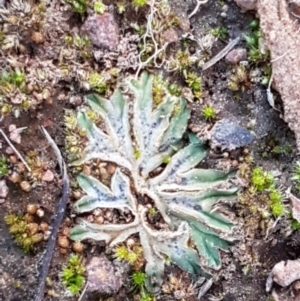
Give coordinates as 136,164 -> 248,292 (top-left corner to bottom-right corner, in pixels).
34,127 -> 70,301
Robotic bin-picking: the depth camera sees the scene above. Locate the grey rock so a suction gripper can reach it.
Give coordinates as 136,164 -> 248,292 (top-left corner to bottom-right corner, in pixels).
81,13 -> 119,50
225,48 -> 247,65
234,0 -> 257,11
210,119 -> 254,150
86,256 -> 124,294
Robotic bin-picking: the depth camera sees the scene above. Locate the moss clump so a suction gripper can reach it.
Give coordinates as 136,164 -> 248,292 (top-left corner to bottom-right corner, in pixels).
94,1 -> 106,13
0,155 -> 8,177
269,188 -> 284,217
132,0 -> 148,7
251,167 -> 273,192
186,72 -> 202,99
114,244 -> 143,265
4,213 -> 43,252
202,105 -> 216,121
64,0 -> 88,14
131,271 -> 154,301
152,75 -> 166,105
61,254 -> 85,296
238,164 -> 284,240
88,72 -> 107,94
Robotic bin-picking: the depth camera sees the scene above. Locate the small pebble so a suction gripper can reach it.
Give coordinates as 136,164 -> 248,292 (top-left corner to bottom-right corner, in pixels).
36,208 -> 45,218
27,204 -> 38,215
232,160 -> 239,167
9,171 -> 21,183
225,48 -> 247,65
5,147 -> 14,155
73,190 -> 82,199
40,222 -> 49,232
9,155 -> 17,164
20,181 -> 31,192
31,31 -> 44,43
42,170 -> 54,182
58,236 -> 69,249
73,241 -> 84,253
126,238 -> 135,248
0,180 -> 9,198
95,215 -> 104,224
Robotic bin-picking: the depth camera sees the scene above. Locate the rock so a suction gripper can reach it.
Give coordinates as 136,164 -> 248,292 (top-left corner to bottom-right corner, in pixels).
86,256 -> 123,294
234,0 -> 257,11
288,192 -> 300,222
0,180 -> 8,198
225,48 -> 247,65
256,0 -> 300,150
161,28 -> 179,44
81,13 -> 119,50
210,119 -> 254,150
271,259 -> 300,287
42,170 -> 54,182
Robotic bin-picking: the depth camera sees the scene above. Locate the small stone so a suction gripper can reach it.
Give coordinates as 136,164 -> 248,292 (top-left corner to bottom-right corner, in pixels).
234,0 -> 256,11
94,215 -> 104,224
9,155 -> 17,164
225,48 -> 247,65
73,241 -> 84,253
289,193 -> 300,223
5,147 -> 14,155
86,256 -> 123,294
210,119 -> 255,151
27,204 -> 38,215
36,208 -> 45,218
0,199 -> 5,204
0,180 -> 8,198
69,95 -> 82,107
42,170 -> 54,182
8,171 -> 21,183
40,222 -> 49,232
58,236 -> 69,249
31,31 -> 44,44
161,28 -> 179,44
20,181 -> 31,192
271,259 -> 300,287
73,190 -> 82,199
81,13 -> 119,50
